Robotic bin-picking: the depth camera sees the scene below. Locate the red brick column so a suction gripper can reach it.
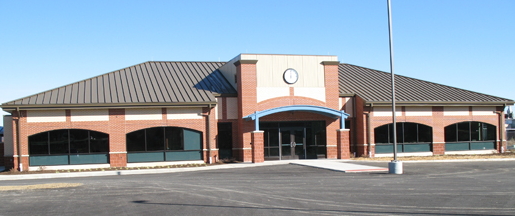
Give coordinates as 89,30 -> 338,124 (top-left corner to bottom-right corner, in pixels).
432,106 -> 445,155
108,109 -> 127,167
204,107 -> 218,163
251,131 -> 264,163
12,110 -> 29,171
326,119 -> 339,159
322,61 -> 340,110
235,59 -> 258,162
337,129 -> 350,159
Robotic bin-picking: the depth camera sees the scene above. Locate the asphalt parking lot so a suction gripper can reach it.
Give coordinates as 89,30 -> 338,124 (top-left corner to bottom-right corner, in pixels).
1,161 -> 514,216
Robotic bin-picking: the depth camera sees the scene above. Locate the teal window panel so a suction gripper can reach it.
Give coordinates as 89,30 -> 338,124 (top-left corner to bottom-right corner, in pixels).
183,129 -> 201,150
70,154 -> 108,164
445,142 -> 470,151
470,142 -> 495,150
403,144 -> 431,152
375,145 -> 394,153
127,152 -> 165,163
165,151 -> 202,161
30,155 -> 69,166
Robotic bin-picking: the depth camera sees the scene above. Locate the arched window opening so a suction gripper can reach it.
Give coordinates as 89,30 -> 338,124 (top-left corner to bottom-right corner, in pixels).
28,129 -> 109,166
445,122 -> 496,151
374,122 -> 433,153
126,127 -> 202,163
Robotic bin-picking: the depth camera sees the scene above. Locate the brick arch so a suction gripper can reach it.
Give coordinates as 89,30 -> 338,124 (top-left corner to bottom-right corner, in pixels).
125,125 -> 203,134
257,96 -> 326,111
443,120 -> 496,128
125,124 -> 204,134
374,121 -> 433,129
26,126 -> 110,137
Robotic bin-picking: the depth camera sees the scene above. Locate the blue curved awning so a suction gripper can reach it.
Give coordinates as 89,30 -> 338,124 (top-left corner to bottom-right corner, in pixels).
243,105 -> 350,131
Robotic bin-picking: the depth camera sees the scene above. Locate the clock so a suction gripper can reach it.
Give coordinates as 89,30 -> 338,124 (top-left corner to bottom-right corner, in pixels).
283,68 -> 299,84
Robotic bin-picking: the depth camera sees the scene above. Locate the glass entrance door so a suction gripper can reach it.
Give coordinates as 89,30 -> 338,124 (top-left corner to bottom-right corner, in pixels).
262,121 -> 326,161
280,127 -> 306,159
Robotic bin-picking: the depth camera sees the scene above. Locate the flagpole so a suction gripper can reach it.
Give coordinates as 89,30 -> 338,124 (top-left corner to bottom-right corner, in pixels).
387,0 -> 403,174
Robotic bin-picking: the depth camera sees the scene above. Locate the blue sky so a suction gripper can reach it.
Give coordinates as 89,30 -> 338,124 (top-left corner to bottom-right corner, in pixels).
1,0 -> 514,125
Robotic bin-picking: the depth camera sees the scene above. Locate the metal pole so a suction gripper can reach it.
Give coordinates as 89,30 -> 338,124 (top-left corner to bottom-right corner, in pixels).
387,0 -> 403,174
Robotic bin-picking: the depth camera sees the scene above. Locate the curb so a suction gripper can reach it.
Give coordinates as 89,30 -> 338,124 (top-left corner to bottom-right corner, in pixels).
0,161 -> 289,181
351,158 -> 515,163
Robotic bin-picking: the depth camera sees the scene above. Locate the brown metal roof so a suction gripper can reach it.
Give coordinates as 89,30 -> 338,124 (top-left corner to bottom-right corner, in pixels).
2,61 -> 236,110
339,63 -> 514,105
3,60 -> 513,111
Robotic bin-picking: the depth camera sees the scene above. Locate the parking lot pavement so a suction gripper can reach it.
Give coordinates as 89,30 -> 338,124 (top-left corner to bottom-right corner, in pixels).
1,161 -> 514,216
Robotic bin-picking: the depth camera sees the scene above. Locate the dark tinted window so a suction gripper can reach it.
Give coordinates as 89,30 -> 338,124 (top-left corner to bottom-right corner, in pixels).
444,124 -> 457,142
29,132 -> 49,155
403,123 -> 418,143
445,122 -> 496,142
70,129 -> 89,153
49,130 -> 68,154
90,131 -> 109,153
29,129 -> 109,155
165,127 -> 182,150
146,127 -> 164,151
126,127 -> 202,152
127,129 -> 146,151
375,125 -> 389,144
374,122 -> 433,144
457,122 -> 470,141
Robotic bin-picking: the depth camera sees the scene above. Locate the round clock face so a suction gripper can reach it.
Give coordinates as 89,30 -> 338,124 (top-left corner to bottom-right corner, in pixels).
283,68 -> 299,84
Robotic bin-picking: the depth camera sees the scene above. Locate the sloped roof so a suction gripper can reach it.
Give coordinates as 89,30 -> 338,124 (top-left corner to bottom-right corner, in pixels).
339,64 -> 514,105
2,61 -> 513,112
2,61 -> 236,110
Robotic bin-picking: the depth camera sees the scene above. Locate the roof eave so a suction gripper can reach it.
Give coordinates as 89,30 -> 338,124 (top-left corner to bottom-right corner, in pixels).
1,101 -> 218,113
364,101 -> 515,107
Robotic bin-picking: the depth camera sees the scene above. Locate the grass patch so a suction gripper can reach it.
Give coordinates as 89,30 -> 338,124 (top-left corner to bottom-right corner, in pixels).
0,183 -> 83,191
0,163 -> 208,175
352,152 -> 515,161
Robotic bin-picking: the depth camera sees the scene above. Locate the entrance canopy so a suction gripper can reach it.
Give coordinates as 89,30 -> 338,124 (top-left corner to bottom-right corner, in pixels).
243,105 -> 350,131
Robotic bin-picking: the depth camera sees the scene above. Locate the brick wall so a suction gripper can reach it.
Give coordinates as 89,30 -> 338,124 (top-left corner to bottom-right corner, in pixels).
6,107 -> 215,170
356,104 -> 502,156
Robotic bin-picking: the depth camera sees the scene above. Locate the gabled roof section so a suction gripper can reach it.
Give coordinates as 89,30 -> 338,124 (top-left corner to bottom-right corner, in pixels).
339,64 -> 514,106
2,61 -> 236,110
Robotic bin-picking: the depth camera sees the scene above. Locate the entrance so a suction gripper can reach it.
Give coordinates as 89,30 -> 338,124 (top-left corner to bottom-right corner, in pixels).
280,127 -> 305,159
262,121 -> 326,160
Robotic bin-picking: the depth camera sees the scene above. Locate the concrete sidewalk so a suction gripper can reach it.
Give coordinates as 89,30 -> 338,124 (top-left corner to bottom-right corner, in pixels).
0,160 -> 388,181
291,160 -> 388,172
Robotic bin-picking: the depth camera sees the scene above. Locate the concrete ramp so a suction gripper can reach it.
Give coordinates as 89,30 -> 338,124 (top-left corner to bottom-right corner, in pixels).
290,160 -> 388,173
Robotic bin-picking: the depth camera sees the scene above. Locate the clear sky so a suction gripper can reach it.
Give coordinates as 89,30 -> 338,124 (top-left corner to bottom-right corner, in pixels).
1,0 -> 514,126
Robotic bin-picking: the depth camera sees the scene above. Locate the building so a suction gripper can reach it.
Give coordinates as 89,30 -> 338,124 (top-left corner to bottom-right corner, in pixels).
2,54 -> 514,171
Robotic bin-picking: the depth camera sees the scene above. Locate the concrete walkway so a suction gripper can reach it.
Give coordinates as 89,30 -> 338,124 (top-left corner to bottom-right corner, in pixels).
291,160 -> 388,172
0,160 -> 388,181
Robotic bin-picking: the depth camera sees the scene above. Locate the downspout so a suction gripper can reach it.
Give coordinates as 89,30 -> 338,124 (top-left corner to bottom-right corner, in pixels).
352,97 -> 358,157
201,105 -> 213,164
364,106 -> 372,157
495,110 -> 505,153
16,107 -> 23,171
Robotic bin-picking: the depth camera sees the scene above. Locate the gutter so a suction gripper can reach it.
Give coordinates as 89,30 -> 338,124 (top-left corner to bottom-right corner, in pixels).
1,102 -> 218,113
365,101 -> 515,107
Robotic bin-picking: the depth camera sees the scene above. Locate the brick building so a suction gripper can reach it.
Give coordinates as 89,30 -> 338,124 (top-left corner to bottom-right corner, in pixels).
2,54 -> 514,171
